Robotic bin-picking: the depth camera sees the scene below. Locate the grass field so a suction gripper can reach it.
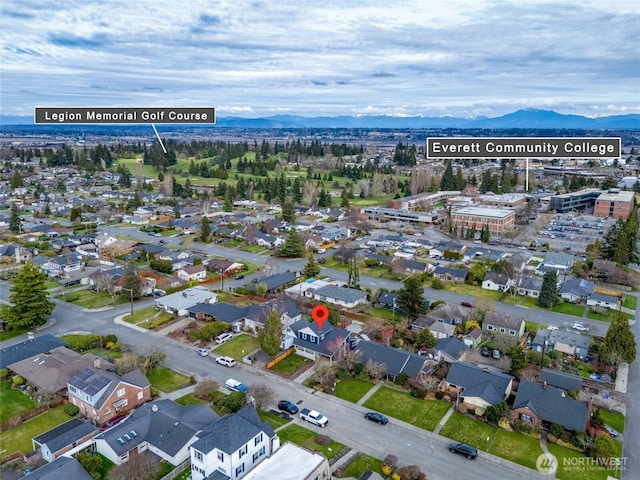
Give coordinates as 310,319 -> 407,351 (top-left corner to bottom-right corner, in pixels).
548,442 -> 621,480
258,409 -> 290,430
175,393 -> 207,406
587,309 -> 611,321
277,424 -> 345,460
367,307 -> 405,322
439,412 -> 498,451
335,379 -> 374,403
599,409 -> 624,433
552,303 -> 586,317
214,334 -> 260,360
363,387 -> 451,431
61,289 -> 127,309
124,307 -> 175,329
622,295 -> 637,311
338,453 -> 384,478
0,405 -> 70,455
147,367 -> 191,393
0,381 -> 37,423
268,354 -> 310,376
488,429 -> 544,470
0,325 -> 29,342
441,282 -> 503,300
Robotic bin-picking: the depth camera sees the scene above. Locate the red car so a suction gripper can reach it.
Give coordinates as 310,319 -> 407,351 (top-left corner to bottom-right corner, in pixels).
100,415 -> 127,431
461,301 -> 474,308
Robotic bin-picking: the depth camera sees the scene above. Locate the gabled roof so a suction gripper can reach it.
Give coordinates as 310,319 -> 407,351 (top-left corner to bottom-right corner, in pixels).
68,367 -> 149,410
549,330 -> 590,350
290,318 -> 350,357
433,266 -> 468,279
191,404 -> 275,455
483,311 -> 525,332
251,271 -> 297,291
560,278 -> 595,297
425,304 -> 467,324
0,334 -> 67,369
313,285 -> 368,303
539,369 -> 582,392
19,457 -> 94,480
445,362 -> 513,405
356,340 -> 427,378
519,276 -> 543,292
513,380 -> 589,432
95,399 -> 219,458
483,272 -> 510,286
434,337 -> 469,360
542,252 -> 574,268
33,418 -> 96,453
376,291 -> 398,307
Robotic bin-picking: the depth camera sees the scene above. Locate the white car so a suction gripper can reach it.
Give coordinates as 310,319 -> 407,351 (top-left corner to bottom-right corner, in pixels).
197,348 -> 210,357
572,323 -> 590,332
215,356 -> 236,367
215,333 -> 233,344
604,425 -> 619,438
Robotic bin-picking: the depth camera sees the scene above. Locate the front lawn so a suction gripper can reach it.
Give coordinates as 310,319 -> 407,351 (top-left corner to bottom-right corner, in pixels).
0,381 -> 37,423
622,295 -> 637,311
175,393 -> 207,406
443,282 -> 503,300
146,367 -> 191,393
548,442 -> 621,480
277,424 -> 344,460
258,409 -> 290,430
335,379 -> 374,404
124,307 -> 175,329
61,289 -> 127,309
587,309 -> 611,321
553,303 -> 586,317
362,387 -> 450,431
214,334 -> 260,360
241,245 -> 267,253
0,405 -> 70,454
338,453 -> 384,478
488,429 -> 543,470
268,354 -> 311,376
0,324 -> 30,342
599,409 -> 624,433
439,412 -> 498,451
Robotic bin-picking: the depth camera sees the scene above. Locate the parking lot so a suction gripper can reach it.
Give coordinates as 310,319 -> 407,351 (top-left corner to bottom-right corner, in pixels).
529,212 -> 616,254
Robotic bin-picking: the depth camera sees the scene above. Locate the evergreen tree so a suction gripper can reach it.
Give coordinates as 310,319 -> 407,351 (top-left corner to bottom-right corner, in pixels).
121,261 -> 142,300
200,216 -> 211,241
538,271 -> 559,308
5,262 -> 54,328
600,312 -> 636,364
281,200 -> 295,223
9,203 -> 21,233
258,309 -> 283,356
302,252 -> 321,278
340,189 -> 350,208
278,228 -> 304,258
415,329 -> 436,349
397,276 -> 426,321
440,160 -> 456,190
455,167 -> 465,190
291,177 -> 303,204
347,256 -> 359,288
480,224 -> 490,242
223,190 -> 233,212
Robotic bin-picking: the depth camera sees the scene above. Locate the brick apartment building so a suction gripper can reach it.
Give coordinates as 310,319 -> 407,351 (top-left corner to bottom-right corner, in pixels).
450,206 -> 516,234
594,189 -> 635,219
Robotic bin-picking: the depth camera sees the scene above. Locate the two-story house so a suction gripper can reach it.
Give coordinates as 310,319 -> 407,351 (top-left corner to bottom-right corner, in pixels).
284,318 -> 351,361
189,404 -> 279,480
67,367 -> 151,426
42,253 -> 84,276
482,311 -> 525,338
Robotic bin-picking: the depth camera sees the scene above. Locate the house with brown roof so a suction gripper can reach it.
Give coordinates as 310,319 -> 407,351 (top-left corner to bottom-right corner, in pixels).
176,264 -> 207,282
482,311 -> 525,338
67,367 -> 151,426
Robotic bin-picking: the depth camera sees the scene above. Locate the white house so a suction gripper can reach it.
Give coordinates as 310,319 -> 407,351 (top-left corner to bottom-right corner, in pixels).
481,272 -> 512,292
312,285 -> 368,309
156,287 -> 217,316
189,404 -> 279,480
176,264 -> 207,282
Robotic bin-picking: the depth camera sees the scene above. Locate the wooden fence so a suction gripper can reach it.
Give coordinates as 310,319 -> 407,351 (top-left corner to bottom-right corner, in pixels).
0,397 -> 65,433
266,347 -> 295,369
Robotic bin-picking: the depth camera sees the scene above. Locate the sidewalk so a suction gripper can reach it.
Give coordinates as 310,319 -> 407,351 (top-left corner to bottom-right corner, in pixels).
356,381 -> 384,405
433,406 -> 455,435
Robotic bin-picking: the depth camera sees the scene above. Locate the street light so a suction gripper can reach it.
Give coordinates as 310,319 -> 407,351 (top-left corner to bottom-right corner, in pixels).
120,287 -> 135,316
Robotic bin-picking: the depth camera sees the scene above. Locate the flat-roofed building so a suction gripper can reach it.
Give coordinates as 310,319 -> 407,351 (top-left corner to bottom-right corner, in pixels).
242,442 -> 330,480
594,189 -> 635,219
361,207 -> 439,225
476,193 -> 529,210
388,191 -> 460,211
549,188 -> 601,213
451,206 -> 515,234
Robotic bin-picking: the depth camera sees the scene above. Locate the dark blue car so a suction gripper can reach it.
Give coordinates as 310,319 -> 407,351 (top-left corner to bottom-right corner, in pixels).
277,400 -> 299,415
364,412 -> 388,425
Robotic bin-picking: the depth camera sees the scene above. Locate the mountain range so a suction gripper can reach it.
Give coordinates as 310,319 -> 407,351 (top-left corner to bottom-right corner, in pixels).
1,109 -> 638,129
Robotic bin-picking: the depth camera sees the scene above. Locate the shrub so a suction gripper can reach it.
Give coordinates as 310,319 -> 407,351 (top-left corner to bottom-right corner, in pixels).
315,435 -> 331,446
12,375 -> 24,386
550,423 -> 564,438
101,334 -> 118,345
572,431 -> 589,450
435,391 -> 445,400
410,388 -> 426,399
64,403 -> 80,416
383,454 -> 398,467
0,368 -> 9,380
430,300 -> 445,309
150,386 -> 160,398
431,278 -> 445,290
395,372 -> 408,386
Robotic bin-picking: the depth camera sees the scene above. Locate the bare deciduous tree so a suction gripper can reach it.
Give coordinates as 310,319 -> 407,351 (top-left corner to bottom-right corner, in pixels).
358,178 -> 371,198
365,359 -> 388,381
108,452 -> 159,480
194,379 -> 219,401
326,338 -> 361,374
93,271 -> 114,293
313,363 -> 337,388
303,180 -> 319,207
409,168 -> 431,195
491,334 -> 518,353
412,374 -> 440,393
519,366 -> 540,382
499,355 -> 512,373
247,383 -> 274,409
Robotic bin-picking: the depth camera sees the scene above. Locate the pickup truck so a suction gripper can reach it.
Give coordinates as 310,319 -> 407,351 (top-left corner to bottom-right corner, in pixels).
299,408 -> 328,427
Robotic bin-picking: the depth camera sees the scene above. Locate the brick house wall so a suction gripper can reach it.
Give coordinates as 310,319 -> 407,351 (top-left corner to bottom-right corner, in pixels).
70,382 -> 151,425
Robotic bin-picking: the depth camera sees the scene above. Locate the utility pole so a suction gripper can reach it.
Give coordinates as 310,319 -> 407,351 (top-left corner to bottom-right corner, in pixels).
120,287 -> 134,316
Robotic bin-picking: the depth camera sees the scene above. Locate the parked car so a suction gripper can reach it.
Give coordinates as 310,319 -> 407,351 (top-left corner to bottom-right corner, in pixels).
299,408 -> 328,427
364,412 -> 388,425
225,378 -> 247,392
100,415 -> 127,431
481,346 -> 490,357
215,356 -> 236,367
461,301 -> 474,308
197,348 -> 209,357
234,274 -> 245,280
448,442 -> 478,459
604,425 -> 619,438
151,289 -> 166,297
492,349 -> 501,360
277,400 -> 299,414
572,323 -> 590,332
215,333 -> 233,344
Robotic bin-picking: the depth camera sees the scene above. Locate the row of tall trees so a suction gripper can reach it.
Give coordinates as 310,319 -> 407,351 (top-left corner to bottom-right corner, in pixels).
599,202 -> 639,265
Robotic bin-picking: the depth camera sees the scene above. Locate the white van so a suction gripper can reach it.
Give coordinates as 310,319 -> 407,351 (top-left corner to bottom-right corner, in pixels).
215,333 -> 233,344
215,356 -> 236,367
225,378 -> 247,392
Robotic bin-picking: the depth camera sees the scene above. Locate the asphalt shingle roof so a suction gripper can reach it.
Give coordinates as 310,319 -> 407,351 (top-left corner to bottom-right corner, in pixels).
314,285 -> 368,303
445,362 -> 513,406
19,457 -> 94,480
0,334 -> 67,369
33,418 -> 96,453
356,340 -> 427,378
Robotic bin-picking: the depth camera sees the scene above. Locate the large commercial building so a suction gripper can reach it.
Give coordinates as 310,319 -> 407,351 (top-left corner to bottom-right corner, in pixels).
476,193 -> 529,210
389,191 -> 460,211
549,188 -> 601,213
594,189 -> 635,219
450,206 -> 516,234
361,206 -> 439,225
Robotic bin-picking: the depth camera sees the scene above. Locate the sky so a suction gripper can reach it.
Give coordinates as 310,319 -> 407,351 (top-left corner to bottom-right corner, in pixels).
1,0 -> 639,119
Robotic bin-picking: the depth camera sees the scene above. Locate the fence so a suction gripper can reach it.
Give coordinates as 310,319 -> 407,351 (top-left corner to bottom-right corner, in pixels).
266,347 -> 295,369
0,397 -> 65,433
160,459 -> 190,480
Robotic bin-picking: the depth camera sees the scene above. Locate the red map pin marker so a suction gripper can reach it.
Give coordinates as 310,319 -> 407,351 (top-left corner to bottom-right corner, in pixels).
311,305 -> 329,331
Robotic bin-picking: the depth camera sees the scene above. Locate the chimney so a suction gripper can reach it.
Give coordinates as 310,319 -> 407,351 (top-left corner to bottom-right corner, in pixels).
542,381 -> 547,390
94,357 -> 101,369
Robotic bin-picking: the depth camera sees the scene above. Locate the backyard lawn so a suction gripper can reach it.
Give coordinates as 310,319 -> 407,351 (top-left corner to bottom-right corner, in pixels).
622,295 -> 637,311
337,453 -> 384,478
146,367 -> 191,393
439,412 -> 498,451
0,381 -> 37,423
214,334 -> 260,360
61,289 -> 127,309
0,405 -> 70,455
268,354 -> 311,376
335,379 -> 374,404
362,387 -> 451,431
277,424 -> 345,460
368,307 -> 405,322
258,409 -> 290,430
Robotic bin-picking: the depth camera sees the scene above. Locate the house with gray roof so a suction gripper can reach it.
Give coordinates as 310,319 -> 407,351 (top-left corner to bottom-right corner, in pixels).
536,252 -> 574,275
313,285 -> 368,309
356,340 -> 434,382
482,311 -> 525,338
156,287 -> 218,316
284,318 -> 351,361
189,404 -> 279,480
18,456 -> 93,480
32,418 -> 96,462
532,329 -> 590,359
0,334 -> 67,369
375,291 -> 398,310
247,271 -> 298,293
560,278 -> 595,303
433,266 -> 468,283
511,380 -> 591,432
433,337 -> 469,363
586,292 -> 620,310
539,369 -> 582,392
482,272 -> 512,292
94,399 -> 219,466
517,276 -> 543,298
442,362 -> 514,412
